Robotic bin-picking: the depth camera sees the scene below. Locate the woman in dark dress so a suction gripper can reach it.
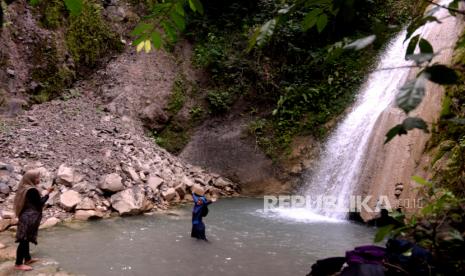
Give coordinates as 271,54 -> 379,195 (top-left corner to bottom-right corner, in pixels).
191,185 -> 216,241
13,170 -> 53,271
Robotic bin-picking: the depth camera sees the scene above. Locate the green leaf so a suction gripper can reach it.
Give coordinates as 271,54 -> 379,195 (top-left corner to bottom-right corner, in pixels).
248,18 -> 277,51
302,9 -> 322,31
170,11 -> 186,31
396,75 -> 426,114
449,0 -> 459,16
405,35 -> 419,57
63,0 -> 83,16
424,65 -> 459,84
131,23 -> 151,37
316,14 -> 328,33
161,21 -> 177,42
188,0 -> 204,15
374,224 -> 396,243
132,36 -> 145,47
406,53 -> 435,65
29,0 -> 40,6
151,31 -> 162,49
419,38 -> 433,54
403,117 -> 429,132
385,124 -> 407,144
405,16 -> 440,42
411,176 -> 433,187
344,35 -> 376,51
175,2 -> 185,16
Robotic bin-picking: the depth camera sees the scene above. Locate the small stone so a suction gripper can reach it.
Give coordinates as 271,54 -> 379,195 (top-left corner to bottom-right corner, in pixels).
6,68 -> 15,77
60,190 -> 82,211
124,167 -> 140,183
394,190 -> 402,196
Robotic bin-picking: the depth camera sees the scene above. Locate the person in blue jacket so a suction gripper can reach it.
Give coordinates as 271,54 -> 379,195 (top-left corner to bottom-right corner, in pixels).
191,185 -> 216,241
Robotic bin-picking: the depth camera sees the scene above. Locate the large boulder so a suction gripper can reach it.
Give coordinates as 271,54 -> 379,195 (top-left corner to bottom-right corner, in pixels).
99,173 -> 124,193
76,197 -> 96,210
60,190 -> 82,211
39,217 -> 61,229
56,164 -> 80,186
161,188 -> 176,201
146,175 -> 163,191
110,187 -> 145,215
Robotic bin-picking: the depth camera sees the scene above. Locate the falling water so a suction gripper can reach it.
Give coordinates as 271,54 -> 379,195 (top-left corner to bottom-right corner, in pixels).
303,31 -> 412,219
302,0 -> 453,219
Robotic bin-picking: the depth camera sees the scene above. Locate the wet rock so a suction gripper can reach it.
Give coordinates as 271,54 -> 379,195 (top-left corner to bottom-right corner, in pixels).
110,187 -> 145,215
99,173 -> 124,193
75,210 -> 103,221
162,188 -> 176,201
40,217 -> 61,229
60,190 -> 82,211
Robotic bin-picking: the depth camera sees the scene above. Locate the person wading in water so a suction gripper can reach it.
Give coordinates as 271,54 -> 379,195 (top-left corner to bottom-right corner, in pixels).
13,169 -> 54,271
191,185 -> 216,241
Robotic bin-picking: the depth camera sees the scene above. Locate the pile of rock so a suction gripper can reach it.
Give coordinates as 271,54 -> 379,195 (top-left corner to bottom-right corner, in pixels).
0,159 -> 237,228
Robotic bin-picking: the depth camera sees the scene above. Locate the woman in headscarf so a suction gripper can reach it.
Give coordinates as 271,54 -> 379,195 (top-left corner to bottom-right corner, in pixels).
191,185 -> 216,241
13,169 -> 54,271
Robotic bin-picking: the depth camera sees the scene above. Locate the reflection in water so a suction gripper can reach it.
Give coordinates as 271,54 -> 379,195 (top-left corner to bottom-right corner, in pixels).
38,199 -> 374,275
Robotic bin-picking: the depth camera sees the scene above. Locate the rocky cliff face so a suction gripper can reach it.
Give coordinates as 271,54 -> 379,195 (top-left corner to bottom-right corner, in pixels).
357,9 -> 465,220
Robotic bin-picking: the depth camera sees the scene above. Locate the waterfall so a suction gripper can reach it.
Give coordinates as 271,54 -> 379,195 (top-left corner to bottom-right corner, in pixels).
303,31 -> 411,219
303,0 -> 454,220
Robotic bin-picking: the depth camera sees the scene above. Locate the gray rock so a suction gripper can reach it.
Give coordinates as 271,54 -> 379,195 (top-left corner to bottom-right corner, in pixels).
73,181 -> 94,193
75,210 -> 103,221
124,166 -> 140,183
162,188 -> 176,201
99,173 -> 124,193
213,178 -> 232,188
0,183 -> 10,195
39,217 -> 61,229
175,184 -> 186,199
76,197 -> 96,210
56,165 -> 79,186
60,190 -> 82,211
1,210 -> 14,219
147,175 -> 163,191
110,187 -> 145,215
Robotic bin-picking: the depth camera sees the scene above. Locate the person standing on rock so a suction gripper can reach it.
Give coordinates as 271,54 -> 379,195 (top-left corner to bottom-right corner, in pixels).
191,186 -> 216,241
13,169 -> 54,271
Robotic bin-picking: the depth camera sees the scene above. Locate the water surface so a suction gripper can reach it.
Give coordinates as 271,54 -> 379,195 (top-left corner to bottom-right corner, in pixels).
38,198 -> 375,275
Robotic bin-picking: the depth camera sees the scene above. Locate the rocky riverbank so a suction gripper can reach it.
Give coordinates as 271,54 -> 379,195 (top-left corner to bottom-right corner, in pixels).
0,94 -> 238,232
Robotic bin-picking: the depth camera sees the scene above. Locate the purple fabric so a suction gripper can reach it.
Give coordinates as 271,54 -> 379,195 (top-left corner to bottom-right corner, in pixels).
346,245 -> 386,265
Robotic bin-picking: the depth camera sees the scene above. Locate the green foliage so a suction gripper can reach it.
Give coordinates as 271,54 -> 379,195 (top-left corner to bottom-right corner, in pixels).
206,89 -> 232,114
189,105 -> 204,120
37,0 -> 66,29
375,176 -> 465,274
131,0 -> 204,52
65,0 -> 122,69
152,123 -> 190,154
30,40 -> 75,103
167,76 -> 187,114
